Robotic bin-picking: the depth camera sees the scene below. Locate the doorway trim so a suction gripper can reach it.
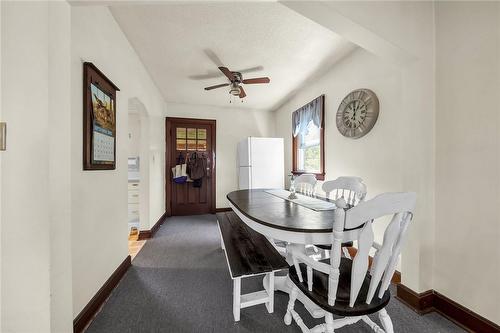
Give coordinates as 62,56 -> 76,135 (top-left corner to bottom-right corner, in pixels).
165,117 -> 216,216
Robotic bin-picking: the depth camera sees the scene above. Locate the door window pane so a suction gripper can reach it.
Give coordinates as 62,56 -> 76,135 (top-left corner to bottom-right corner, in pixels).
197,128 -> 207,140
187,139 -> 197,151
187,128 -> 197,139
176,128 -> 186,139
197,140 -> 207,151
176,139 -> 186,151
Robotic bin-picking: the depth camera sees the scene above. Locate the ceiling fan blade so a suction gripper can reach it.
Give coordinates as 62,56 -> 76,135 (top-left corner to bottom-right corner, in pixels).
239,86 -> 246,98
242,77 -> 270,84
204,83 -> 229,90
204,48 -> 224,67
237,66 -> 264,74
189,70 -> 224,80
218,67 -> 235,81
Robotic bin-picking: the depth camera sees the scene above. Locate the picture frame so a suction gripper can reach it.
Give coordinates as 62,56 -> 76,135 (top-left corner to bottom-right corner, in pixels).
83,62 -> 120,170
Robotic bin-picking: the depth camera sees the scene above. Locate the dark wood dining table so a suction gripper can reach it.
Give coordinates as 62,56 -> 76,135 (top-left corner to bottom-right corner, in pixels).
227,189 -> 361,245
227,189 -> 363,319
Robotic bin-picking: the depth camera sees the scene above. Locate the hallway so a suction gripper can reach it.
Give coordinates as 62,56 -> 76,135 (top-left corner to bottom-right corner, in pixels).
86,215 -> 464,333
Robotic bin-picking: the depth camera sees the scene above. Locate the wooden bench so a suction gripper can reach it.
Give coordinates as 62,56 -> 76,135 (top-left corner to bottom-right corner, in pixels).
216,211 -> 288,322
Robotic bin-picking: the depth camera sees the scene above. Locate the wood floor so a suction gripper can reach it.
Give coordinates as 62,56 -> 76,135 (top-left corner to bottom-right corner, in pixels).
128,228 -> 146,259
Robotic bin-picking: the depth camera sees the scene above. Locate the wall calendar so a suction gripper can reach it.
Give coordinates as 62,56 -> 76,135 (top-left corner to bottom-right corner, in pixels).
83,62 -> 120,170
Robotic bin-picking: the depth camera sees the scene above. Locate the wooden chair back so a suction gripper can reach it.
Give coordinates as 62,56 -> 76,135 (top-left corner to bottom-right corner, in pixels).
322,177 -> 367,206
293,174 -> 317,196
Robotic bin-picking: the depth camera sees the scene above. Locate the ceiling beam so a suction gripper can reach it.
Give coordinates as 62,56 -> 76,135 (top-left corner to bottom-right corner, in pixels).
279,1 -> 416,66
69,0 -> 278,6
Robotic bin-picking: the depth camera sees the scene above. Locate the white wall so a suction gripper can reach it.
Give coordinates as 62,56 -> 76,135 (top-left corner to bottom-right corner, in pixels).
48,2 -> 73,332
274,47 -> 403,247
279,1 -> 500,325
128,113 -> 141,158
1,2 -> 52,332
139,109 -> 150,230
0,2 -> 3,329
165,103 -> 275,208
0,4 -> 166,328
1,1 -> 74,331
435,1 -> 500,324
277,1 -> 436,292
71,5 -> 165,317
127,98 -> 166,231
148,114 -> 165,223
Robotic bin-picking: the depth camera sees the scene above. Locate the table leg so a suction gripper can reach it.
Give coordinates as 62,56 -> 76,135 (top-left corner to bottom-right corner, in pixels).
263,274 -> 325,319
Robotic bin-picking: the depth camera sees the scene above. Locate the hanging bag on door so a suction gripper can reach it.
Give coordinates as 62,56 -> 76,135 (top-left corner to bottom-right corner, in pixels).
187,152 -> 207,180
187,152 -> 208,188
172,152 -> 188,184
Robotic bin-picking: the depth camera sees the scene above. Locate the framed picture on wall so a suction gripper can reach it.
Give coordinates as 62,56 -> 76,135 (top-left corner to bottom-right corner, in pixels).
83,62 -> 120,170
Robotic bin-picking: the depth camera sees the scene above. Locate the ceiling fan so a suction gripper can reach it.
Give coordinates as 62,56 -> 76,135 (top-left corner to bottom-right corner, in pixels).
204,66 -> 270,99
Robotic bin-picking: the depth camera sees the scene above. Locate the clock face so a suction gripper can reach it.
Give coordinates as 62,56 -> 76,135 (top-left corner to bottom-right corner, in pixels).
336,89 -> 379,139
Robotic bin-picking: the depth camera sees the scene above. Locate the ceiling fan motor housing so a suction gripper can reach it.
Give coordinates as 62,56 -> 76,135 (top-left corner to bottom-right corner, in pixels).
232,72 -> 243,83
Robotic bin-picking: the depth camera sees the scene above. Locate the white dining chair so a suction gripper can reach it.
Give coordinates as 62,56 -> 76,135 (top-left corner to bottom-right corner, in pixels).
294,173 -> 318,196
322,176 -> 367,207
284,192 -> 416,333
317,177 -> 367,258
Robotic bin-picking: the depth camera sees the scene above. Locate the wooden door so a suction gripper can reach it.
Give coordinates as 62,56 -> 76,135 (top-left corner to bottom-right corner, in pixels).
166,117 -> 216,216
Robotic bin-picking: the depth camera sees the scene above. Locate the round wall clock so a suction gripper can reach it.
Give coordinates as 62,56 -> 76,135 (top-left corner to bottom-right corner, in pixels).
336,89 -> 379,139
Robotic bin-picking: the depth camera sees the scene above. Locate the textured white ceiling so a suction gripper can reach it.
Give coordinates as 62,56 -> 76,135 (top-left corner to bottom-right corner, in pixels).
110,3 -> 355,111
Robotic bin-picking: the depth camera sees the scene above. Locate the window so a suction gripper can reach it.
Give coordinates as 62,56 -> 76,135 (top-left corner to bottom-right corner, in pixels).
175,127 -> 207,152
292,95 -> 325,180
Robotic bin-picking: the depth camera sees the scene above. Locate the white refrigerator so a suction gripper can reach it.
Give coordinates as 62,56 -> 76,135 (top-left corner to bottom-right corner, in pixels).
238,137 -> 284,189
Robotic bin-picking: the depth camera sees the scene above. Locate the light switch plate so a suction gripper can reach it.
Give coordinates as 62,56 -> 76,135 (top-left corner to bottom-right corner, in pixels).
0,122 -> 6,151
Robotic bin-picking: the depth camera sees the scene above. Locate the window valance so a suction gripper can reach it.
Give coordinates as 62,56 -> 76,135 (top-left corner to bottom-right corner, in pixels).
292,95 -> 324,137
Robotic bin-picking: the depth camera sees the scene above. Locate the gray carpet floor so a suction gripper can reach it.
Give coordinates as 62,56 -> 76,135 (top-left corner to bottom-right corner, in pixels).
87,214 -> 465,333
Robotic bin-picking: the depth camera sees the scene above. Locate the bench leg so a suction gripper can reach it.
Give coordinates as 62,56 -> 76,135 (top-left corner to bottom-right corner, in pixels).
217,221 -> 225,251
265,272 -> 275,313
233,277 -> 241,321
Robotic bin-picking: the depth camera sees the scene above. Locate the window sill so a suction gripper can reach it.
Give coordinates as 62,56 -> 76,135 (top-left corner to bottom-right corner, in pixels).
292,171 -> 325,181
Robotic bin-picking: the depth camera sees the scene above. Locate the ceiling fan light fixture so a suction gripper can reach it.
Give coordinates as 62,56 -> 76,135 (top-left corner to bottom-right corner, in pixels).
229,86 -> 241,96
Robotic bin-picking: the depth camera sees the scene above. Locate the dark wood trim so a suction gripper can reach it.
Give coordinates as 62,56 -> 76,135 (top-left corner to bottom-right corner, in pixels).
391,270 -> 401,285
165,118 -> 172,217
397,284 -> 500,333
73,255 -> 131,333
215,207 -> 232,213
137,230 -> 152,240
434,291 -> 500,333
291,170 -> 326,181
395,283 -> 434,314
165,117 -> 216,217
137,212 -> 167,240
292,94 -> 325,181
83,62 -> 120,91
151,212 -> 167,235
